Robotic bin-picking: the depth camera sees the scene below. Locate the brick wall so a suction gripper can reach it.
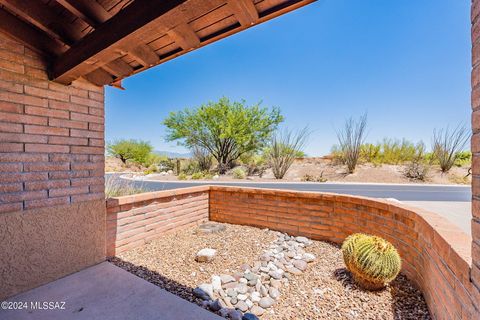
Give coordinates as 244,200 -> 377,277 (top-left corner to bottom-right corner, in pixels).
0,33 -> 105,299
472,0 -> 480,294
209,186 -> 479,319
0,36 -> 105,211
106,186 -> 209,256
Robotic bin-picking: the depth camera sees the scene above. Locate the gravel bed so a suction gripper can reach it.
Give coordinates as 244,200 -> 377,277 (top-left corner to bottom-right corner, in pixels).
109,223 -> 276,303
109,224 -> 430,320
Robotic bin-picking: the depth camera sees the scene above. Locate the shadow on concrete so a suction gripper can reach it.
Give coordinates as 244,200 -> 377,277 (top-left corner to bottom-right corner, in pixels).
108,257 -> 201,305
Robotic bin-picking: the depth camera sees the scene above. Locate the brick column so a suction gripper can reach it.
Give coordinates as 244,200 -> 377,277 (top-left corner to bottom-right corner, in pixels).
472,0 -> 480,291
0,34 -> 105,299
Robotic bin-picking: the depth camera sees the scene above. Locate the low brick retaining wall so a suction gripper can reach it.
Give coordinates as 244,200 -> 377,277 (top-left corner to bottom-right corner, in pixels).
106,185 -> 479,319
106,186 -> 209,256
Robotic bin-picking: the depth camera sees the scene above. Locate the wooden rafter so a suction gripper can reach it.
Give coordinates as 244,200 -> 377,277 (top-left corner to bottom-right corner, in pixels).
102,58 -> 134,78
128,45 -> 159,67
0,0 -> 83,45
226,0 -> 259,26
0,8 -> 66,57
51,0 -> 192,84
55,0 -> 112,27
167,23 -> 200,50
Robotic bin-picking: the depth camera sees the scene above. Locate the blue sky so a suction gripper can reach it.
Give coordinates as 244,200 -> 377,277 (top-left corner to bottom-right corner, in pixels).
105,0 -> 471,156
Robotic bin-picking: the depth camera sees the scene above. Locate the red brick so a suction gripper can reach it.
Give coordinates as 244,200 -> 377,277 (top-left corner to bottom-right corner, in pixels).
0,153 -> 48,162
0,111 -> 47,125
70,112 -> 103,124
48,136 -> 88,146
25,125 -> 69,136
71,176 -> 104,187
89,107 -> 103,116
24,196 -> 70,210
0,91 -> 47,107
0,101 -> 22,113
49,170 -> 88,180
0,163 -> 22,172
88,91 -> 103,102
24,179 -> 70,191
24,162 -> 69,172
0,142 -> 23,152
0,132 -> 47,143
0,57 -> 24,73
88,122 -> 104,132
48,117 -> 88,130
71,146 -> 103,154
70,128 -> 103,139
70,95 -> 103,108
0,202 -> 22,213
71,162 -> 100,170
71,192 -> 104,203
0,79 -> 23,93
0,182 -> 22,193
49,154 -> 88,162
25,85 -> 69,102
49,186 -> 89,197
49,100 -> 88,114
25,106 -> 69,119
0,121 -> 23,133
0,190 -> 46,203
25,143 -> 69,153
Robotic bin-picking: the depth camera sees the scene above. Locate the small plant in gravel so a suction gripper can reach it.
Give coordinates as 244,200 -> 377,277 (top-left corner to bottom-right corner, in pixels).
342,233 -> 401,290
232,167 -> 246,179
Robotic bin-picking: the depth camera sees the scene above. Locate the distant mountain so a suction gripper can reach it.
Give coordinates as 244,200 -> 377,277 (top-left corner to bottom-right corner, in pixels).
154,150 -> 192,158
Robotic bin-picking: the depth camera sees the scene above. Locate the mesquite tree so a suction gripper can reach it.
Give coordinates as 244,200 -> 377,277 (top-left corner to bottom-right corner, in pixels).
163,97 -> 283,173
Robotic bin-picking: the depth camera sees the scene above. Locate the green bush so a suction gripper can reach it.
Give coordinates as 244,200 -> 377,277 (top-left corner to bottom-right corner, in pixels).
107,139 -> 153,165
454,151 -> 472,167
342,233 -> 401,290
178,173 -> 188,180
232,167 -> 246,179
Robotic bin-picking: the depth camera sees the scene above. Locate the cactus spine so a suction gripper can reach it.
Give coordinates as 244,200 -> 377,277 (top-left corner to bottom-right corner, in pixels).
341,233 -> 401,290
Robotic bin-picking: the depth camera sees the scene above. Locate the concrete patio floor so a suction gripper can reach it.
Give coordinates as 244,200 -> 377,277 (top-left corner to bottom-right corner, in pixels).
0,262 -> 222,320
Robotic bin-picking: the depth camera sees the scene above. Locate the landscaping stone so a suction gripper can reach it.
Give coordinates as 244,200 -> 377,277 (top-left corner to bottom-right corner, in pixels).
212,275 -> 222,291
198,222 -> 226,234
193,286 -> 212,301
292,259 -> 308,271
195,248 -> 216,262
269,287 -> 280,299
209,299 -> 222,312
250,306 -> 265,316
235,300 -> 249,312
259,296 -> 275,309
228,309 -> 243,320
243,312 -> 260,320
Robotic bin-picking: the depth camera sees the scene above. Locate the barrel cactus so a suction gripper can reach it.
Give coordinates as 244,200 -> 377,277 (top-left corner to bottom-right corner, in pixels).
341,233 -> 401,290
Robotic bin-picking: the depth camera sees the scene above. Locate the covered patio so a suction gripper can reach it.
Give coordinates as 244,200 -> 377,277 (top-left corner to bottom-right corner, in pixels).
0,0 -> 479,319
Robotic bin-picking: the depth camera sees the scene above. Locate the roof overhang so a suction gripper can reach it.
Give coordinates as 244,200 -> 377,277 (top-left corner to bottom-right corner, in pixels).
0,0 -> 316,86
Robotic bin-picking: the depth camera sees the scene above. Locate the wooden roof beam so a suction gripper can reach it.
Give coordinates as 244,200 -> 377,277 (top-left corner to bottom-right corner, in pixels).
0,0 -> 83,46
51,0 -> 188,84
0,8 -> 65,57
226,0 -> 259,26
102,58 -> 134,78
128,45 -> 159,67
167,23 -> 200,50
55,0 -> 112,27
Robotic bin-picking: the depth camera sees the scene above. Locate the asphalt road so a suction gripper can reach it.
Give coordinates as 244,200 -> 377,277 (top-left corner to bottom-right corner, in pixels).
115,176 -> 471,202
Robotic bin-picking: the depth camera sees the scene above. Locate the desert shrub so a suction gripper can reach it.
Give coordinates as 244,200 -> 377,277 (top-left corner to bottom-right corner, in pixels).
191,172 -> 204,180
240,153 -> 268,177
403,161 -> 429,181
301,172 -> 327,182
232,167 -> 246,179
330,145 -> 345,165
158,158 -> 175,171
379,139 -> 425,164
336,114 -> 368,173
143,164 -> 159,175
178,173 -> 188,180
342,233 -> 401,290
433,124 -> 470,173
192,146 -> 213,171
267,128 -> 310,179
454,150 -> 472,167
105,176 -> 147,198
107,139 -> 153,165
180,159 -> 200,175
360,143 -> 381,163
